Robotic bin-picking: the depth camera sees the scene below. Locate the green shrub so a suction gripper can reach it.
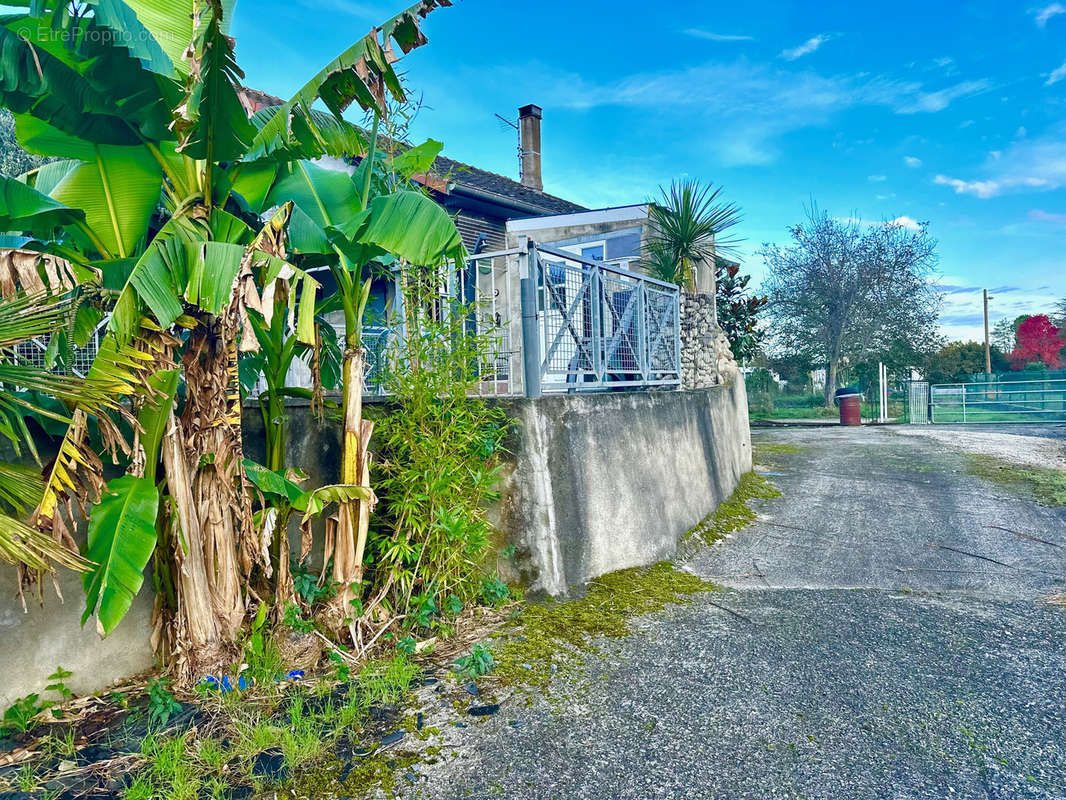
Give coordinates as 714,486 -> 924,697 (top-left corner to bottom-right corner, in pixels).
365,285 -> 509,632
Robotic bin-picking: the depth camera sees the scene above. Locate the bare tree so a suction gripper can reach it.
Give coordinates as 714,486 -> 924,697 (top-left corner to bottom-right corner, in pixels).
761,208 -> 941,405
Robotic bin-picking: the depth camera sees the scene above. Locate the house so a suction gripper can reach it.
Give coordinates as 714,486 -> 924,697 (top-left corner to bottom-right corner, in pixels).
235,90 -> 678,396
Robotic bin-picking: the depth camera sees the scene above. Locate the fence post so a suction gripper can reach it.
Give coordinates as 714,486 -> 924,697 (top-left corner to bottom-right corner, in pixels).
518,238 -> 542,399
590,263 -> 603,381
636,281 -> 646,382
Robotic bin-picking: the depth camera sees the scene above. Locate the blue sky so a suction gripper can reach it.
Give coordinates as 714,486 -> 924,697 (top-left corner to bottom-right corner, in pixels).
234,0 -> 1066,341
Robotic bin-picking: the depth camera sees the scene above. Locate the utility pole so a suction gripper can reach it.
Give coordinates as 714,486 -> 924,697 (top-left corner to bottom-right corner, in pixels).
983,289 -> 992,376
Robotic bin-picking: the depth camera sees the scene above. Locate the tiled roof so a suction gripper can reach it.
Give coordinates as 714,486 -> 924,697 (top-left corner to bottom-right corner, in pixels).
433,155 -> 587,216
239,86 -> 586,216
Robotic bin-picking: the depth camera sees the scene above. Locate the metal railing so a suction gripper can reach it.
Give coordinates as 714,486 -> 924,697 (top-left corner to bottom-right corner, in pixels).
247,238 -> 682,401
531,244 -> 681,393
929,378 -> 1066,423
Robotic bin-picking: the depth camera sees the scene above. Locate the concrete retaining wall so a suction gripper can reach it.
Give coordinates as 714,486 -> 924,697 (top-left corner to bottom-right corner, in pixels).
498,380 -> 752,596
0,554 -> 156,709
0,380 -> 750,705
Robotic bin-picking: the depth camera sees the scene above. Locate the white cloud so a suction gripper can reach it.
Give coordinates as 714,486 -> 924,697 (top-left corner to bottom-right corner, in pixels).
904,156 -> 922,167
1047,58 -> 1066,86
466,58 -> 993,167
780,34 -> 834,61
888,215 -> 922,230
935,175 -> 1051,198
834,215 -> 923,231
1033,3 -> 1066,26
683,29 -> 754,42
892,80 -> 991,113
933,127 -> 1066,198
935,277 -> 1057,341
868,174 -> 888,182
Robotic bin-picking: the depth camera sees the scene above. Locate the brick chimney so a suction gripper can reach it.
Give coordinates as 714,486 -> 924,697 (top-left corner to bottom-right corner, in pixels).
518,104 -> 542,191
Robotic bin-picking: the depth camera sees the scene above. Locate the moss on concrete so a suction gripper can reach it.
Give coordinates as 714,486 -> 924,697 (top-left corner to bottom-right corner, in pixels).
753,442 -> 804,459
965,454 -> 1066,507
684,472 -> 781,546
492,562 -> 717,687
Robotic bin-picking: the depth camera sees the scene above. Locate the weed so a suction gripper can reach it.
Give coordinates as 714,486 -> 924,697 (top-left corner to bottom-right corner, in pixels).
15,763 -> 37,792
493,562 -> 718,687
195,738 -> 227,771
444,594 -> 463,616
282,602 -> 315,634
146,678 -> 182,728
42,727 -> 78,759
684,472 -> 781,545
242,603 -> 285,685
231,716 -> 281,759
45,667 -> 74,703
479,576 -> 511,607
2,694 -> 43,733
453,643 -> 495,680
292,559 -> 335,604
356,653 -> 419,707
123,775 -> 153,800
408,592 -> 438,628
134,736 -> 198,800
328,648 -> 352,682
966,454 -> 1066,507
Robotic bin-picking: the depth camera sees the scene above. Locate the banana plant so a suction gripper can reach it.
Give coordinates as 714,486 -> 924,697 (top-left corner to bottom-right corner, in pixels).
0,0 -> 453,676
246,133 -> 463,635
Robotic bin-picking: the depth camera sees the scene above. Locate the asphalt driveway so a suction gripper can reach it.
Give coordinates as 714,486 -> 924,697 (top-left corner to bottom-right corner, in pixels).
398,426 -> 1066,800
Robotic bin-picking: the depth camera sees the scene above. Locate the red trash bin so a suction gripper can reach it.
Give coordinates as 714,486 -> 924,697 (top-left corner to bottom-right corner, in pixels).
838,392 -> 862,426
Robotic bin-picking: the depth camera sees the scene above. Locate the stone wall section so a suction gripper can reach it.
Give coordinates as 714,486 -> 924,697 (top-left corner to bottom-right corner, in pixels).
681,292 -> 738,388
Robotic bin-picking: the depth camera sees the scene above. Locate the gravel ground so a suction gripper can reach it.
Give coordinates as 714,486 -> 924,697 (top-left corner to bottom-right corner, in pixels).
392,426 -> 1066,800
893,424 -> 1066,471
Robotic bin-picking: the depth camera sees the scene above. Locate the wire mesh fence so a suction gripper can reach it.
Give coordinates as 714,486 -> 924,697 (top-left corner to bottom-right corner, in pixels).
929,378 -> 1066,423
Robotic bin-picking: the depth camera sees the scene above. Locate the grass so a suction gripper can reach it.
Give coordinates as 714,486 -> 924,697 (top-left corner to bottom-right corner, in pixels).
684,472 -> 781,546
965,454 -> 1066,507
749,392 -> 904,421
116,651 -> 423,800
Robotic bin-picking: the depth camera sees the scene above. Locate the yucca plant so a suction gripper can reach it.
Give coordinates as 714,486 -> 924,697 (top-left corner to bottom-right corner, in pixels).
645,179 -> 742,294
0,0 -> 459,678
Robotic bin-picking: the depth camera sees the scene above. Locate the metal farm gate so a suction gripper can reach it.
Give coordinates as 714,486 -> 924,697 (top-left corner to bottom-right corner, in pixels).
910,378 -> 1066,424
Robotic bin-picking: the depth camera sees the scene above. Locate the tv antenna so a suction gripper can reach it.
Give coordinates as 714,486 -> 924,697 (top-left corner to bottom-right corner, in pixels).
494,113 -> 525,182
